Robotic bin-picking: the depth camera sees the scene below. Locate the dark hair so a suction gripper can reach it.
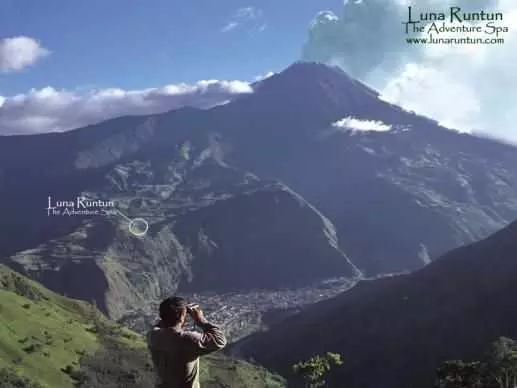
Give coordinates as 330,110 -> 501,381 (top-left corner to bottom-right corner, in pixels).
159,296 -> 187,324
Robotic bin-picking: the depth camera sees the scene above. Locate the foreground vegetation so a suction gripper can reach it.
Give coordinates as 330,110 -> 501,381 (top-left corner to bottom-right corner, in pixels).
0,265 -> 285,387
75,336 -> 286,388
0,264 -> 112,387
292,352 -> 343,387
436,337 -> 517,388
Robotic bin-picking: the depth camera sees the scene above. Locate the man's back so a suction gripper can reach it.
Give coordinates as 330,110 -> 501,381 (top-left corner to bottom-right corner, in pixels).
147,320 -> 227,388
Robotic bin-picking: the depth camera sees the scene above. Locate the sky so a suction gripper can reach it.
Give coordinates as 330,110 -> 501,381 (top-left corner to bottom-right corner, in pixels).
0,0 -> 516,143
304,0 -> 517,143
0,0 -> 343,93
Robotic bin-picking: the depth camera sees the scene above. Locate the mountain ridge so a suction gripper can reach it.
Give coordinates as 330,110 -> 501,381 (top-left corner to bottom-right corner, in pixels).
1,62 -> 517,319
235,218 -> 517,388
4,176 -> 360,319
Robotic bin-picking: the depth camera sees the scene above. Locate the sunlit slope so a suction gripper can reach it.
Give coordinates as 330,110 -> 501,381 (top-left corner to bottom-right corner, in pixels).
0,264 -> 285,388
0,264 -> 112,387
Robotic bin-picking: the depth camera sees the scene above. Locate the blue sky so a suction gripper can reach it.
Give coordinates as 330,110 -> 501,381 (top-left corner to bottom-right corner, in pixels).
0,0 -> 515,143
1,0 -> 344,95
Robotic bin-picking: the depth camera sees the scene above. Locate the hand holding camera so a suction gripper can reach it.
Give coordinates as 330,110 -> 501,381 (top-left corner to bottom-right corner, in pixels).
187,303 -> 207,325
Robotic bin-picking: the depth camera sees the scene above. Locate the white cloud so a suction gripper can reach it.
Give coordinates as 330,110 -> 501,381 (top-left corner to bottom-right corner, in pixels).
236,7 -> 262,19
304,0 -> 517,143
379,64 -> 480,133
253,71 -> 275,82
0,80 -> 253,135
332,116 -> 392,132
221,22 -> 238,33
221,6 -> 265,34
310,11 -> 339,29
0,36 -> 50,72
378,4 -> 517,138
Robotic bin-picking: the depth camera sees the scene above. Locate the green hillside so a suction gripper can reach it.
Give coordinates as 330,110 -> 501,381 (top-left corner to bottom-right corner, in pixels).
0,264 -> 130,387
0,264 -> 285,388
201,355 -> 286,388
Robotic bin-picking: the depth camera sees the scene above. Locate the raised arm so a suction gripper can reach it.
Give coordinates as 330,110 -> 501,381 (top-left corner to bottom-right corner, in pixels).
183,307 -> 227,359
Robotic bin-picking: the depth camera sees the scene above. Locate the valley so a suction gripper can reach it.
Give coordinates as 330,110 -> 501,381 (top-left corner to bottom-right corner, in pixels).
119,276 -> 358,341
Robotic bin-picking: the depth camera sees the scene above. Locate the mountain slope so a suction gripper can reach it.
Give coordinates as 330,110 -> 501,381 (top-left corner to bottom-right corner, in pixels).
206,63 -> 517,274
0,264 -> 138,388
0,264 -> 286,388
172,182 -> 359,292
1,62 -> 517,304
234,219 -> 517,388
4,174 -> 358,319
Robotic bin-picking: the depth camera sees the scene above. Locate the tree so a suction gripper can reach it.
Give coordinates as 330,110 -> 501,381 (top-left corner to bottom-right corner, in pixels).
436,337 -> 517,388
292,352 -> 343,388
435,360 -> 484,388
485,337 -> 517,388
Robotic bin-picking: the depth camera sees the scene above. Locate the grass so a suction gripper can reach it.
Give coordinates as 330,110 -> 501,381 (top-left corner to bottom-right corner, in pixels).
0,265 -> 286,387
201,355 -> 286,388
0,264 -> 136,388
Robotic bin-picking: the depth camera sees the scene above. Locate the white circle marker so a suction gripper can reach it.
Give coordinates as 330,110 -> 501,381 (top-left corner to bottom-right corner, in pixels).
128,218 -> 149,236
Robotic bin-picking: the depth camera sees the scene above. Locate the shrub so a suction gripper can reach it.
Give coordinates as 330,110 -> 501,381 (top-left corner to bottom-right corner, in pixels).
292,352 -> 344,388
74,340 -> 155,388
0,368 -> 45,388
22,343 -> 42,354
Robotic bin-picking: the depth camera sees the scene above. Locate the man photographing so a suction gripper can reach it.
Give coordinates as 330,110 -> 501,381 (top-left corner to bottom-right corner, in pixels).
147,296 -> 227,388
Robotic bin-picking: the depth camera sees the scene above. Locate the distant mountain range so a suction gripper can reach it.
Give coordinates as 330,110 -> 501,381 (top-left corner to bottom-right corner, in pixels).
1,62 -> 517,319
234,218 -> 517,388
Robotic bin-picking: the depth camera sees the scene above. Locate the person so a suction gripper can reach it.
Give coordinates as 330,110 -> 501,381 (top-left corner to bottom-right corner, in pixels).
147,296 -> 227,388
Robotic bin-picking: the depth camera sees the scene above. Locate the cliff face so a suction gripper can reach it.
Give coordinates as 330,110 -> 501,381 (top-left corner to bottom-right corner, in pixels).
173,183 -> 359,292
5,219 -> 187,319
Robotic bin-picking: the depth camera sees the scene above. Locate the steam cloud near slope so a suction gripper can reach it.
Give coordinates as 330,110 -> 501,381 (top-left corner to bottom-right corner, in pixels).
303,0 -> 517,143
332,117 -> 392,132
